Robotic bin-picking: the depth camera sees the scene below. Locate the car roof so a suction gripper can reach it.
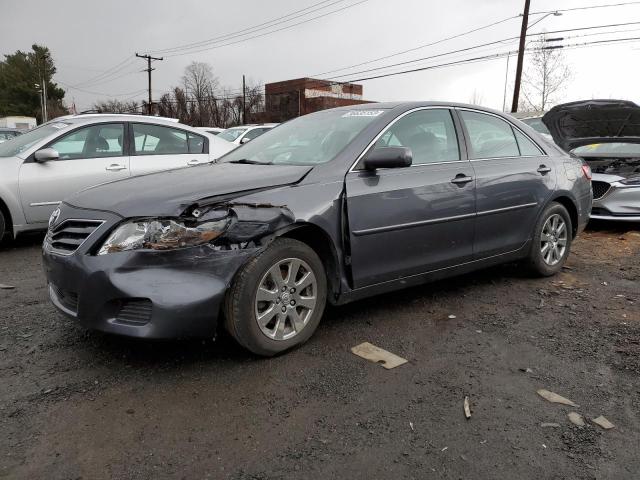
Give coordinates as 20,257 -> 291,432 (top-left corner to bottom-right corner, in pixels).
51,113 -> 182,127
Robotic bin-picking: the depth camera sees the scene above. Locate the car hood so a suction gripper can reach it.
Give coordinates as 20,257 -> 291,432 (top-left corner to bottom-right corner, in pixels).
66,163 -> 312,217
542,100 -> 640,151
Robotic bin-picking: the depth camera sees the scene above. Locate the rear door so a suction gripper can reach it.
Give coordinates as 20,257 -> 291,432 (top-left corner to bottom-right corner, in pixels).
457,109 -> 556,258
345,108 -> 476,288
19,122 -> 130,223
129,123 -> 210,175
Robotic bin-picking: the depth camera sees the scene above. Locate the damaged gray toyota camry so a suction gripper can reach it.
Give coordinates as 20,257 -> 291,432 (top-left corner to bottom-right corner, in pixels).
43,102 -> 592,356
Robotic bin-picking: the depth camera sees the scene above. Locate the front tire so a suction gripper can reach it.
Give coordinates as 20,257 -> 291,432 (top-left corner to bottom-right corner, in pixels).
224,238 -> 327,356
527,202 -> 572,276
0,210 -> 6,245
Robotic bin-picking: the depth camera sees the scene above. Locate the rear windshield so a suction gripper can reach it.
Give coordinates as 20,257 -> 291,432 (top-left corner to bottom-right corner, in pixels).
0,123 -> 69,157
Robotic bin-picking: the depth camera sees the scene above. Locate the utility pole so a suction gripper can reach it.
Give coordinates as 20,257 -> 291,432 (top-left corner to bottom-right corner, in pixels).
136,53 -> 163,115
42,75 -> 48,122
511,0 -> 531,113
242,74 -> 247,124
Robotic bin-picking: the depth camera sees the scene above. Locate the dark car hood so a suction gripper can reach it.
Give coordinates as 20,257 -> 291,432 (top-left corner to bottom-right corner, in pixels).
66,163 -> 312,217
542,100 -> 640,151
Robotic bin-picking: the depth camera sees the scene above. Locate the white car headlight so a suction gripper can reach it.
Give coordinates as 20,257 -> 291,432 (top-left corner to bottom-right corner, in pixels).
97,217 -> 230,255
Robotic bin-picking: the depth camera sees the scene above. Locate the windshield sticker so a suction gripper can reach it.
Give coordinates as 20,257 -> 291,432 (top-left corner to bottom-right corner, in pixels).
342,110 -> 385,118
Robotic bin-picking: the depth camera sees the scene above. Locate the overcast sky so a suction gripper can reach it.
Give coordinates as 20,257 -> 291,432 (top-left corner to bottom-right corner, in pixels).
2,0 -> 640,112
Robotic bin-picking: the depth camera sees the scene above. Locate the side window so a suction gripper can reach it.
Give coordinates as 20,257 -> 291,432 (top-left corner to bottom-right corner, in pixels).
370,109 -> 460,165
460,111 -> 519,159
514,129 -> 542,156
187,133 -> 205,153
50,123 -> 124,160
132,124 -> 204,155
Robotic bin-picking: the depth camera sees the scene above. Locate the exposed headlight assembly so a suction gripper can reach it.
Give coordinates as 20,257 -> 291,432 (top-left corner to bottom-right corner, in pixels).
97,217 -> 231,255
620,175 -> 640,186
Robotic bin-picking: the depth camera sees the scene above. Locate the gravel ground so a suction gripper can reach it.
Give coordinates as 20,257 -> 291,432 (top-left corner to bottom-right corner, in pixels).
1,223 -> 639,480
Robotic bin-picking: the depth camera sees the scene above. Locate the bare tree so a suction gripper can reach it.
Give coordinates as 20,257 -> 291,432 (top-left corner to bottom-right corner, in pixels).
182,62 -> 219,126
93,99 -> 141,113
520,35 -> 572,112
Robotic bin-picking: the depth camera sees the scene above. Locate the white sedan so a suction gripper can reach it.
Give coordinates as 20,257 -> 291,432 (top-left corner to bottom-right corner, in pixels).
0,113 -> 234,241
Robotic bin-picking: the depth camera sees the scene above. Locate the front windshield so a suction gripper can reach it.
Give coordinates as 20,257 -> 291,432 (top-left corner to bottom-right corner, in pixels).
221,108 -> 386,165
0,123 -> 69,157
573,143 -> 640,156
218,128 -> 247,142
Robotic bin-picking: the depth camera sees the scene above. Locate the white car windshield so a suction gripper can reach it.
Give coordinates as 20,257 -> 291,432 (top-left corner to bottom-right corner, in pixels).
0,123 -> 69,157
221,109 -> 386,166
218,128 -> 248,142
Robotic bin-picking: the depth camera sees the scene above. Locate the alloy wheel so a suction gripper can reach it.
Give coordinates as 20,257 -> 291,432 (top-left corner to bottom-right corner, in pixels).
254,258 -> 317,340
540,213 -> 567,266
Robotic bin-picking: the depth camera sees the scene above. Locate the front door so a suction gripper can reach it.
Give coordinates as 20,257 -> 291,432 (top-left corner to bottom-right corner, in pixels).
19,122 -> 130,223
345,108 -> 476,289
457,109 -> 556,257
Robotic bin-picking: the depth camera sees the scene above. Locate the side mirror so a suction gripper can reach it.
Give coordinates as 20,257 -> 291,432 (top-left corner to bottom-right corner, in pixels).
362,146 -> 412,170
34,148 -> 59,163
240,136 -> 252,144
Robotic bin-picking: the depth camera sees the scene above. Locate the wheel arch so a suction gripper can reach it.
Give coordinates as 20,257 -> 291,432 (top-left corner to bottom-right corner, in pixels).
276,222 -> 342,303
548,194 -> 579,238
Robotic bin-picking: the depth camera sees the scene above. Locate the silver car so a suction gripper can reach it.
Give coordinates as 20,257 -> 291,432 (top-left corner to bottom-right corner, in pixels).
543,100 -> 640,222
0,114 -> 234,241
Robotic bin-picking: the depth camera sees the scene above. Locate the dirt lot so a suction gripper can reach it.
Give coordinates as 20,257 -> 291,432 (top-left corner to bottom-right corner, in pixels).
1,223 -> 640,480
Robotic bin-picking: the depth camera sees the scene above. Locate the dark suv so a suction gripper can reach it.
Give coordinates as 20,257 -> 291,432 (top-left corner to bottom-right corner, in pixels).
43,102 -> 593,356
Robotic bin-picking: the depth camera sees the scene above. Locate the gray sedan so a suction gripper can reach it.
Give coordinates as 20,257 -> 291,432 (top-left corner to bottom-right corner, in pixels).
43,102 -> 592,356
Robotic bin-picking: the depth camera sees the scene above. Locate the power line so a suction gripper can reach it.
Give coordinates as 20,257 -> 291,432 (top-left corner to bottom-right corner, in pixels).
312,14 -> 520,77
531,1 -> 640,15
150,0 -> 347,55
162,0 -> 372,57
70,57 -> 136,88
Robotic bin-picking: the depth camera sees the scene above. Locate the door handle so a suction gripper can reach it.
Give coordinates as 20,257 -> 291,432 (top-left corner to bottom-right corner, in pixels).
537,165 -> 552,175
187,159 -> 200,166
451,174 -> 473,185
105,164 -> 126,171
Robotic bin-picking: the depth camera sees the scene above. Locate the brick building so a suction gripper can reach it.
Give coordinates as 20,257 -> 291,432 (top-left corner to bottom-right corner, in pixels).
259,78 -> 372,123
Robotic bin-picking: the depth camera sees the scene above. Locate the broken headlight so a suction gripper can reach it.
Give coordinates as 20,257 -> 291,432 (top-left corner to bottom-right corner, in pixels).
97,217 -> 230,255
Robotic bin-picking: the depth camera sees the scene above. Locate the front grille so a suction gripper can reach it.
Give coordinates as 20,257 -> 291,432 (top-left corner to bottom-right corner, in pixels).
115,299 -> 152,325
46,219 -> 104,255
592,180 -> 611,200
50,284 -> 79,314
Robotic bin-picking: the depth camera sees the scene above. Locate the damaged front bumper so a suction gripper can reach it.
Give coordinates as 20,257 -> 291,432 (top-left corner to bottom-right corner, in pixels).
44,243 -> 258,339
42,200 -> 295,339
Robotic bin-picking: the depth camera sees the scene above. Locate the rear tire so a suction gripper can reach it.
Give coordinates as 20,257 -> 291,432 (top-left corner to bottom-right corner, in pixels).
224,238 -> 327,356
527,202 -> 572,276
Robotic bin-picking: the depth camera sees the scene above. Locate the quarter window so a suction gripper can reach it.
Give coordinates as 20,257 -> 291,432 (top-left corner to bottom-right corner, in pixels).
49,123 -> 124,160
460,111 -> 520,159
371,109 -> 460,165
514,129 -> 542,156
132,124 -> 205,155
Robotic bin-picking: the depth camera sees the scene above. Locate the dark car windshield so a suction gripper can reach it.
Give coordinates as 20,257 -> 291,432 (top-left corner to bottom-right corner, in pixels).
573,142 -> 640,156
221,108 -> 386,166
0,122 -> 69,157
